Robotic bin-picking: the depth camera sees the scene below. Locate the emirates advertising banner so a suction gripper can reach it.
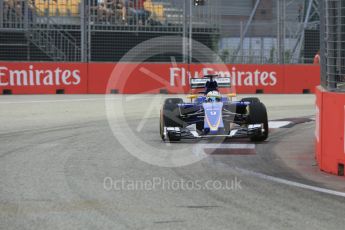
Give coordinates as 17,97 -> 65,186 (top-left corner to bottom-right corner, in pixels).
0,62 -> 319,94
0,62 -> 88,94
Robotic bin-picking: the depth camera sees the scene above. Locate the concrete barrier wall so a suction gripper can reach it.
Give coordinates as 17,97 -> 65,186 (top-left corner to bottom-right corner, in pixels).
0,62 -> 320,94
315,86 -> 345,176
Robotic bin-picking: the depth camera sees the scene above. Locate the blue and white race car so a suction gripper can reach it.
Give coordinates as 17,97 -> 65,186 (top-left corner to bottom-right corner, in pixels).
160,75 -> 268,142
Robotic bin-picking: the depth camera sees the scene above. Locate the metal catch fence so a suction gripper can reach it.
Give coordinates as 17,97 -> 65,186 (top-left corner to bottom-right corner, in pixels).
0,0 -> 321,64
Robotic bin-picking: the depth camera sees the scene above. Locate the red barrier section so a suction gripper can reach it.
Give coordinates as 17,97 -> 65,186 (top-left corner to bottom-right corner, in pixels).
87,63 -> 115,94
189,64 -> 285,94
0,62 -> 320,94
88,63 -> 190,94
0,62 -> 87,94
283,65 -> 320,93
87,63 -> 320,94
315,86 -> 345,176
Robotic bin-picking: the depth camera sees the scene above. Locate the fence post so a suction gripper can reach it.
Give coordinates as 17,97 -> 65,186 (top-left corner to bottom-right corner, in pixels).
88,0 -> 92,62
260,37 -> 264,64
240,21 -> 244,63
24,0 -> 28,30
320,0 -> 326,87
189,0 -> 193,64
0,0 -> 3,28
183,0 -> 187,63
277,0 -> 285,64
80,0 -> 86,62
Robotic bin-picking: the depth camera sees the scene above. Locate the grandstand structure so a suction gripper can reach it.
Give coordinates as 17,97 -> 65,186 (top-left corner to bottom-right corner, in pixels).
219,0 -> 320,64
0,0 -> 220,62
0,0 -> 320,63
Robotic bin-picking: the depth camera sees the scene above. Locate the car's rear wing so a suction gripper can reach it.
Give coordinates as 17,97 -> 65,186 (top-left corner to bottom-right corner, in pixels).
190,77 -> 231,89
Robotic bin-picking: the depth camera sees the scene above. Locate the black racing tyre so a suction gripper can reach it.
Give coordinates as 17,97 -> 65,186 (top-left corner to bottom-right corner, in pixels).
162,98 -> 184,127
164,98 -> 183,105
241,97 -> 260,104
248,102 -> 268,142
160,112 -> 167,141
196,121 -> 204,132
160,98 -> 184,141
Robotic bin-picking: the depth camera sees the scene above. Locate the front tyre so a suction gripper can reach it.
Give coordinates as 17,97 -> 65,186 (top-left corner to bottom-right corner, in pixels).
160,98 -> 184,141
248,102 -> 268,142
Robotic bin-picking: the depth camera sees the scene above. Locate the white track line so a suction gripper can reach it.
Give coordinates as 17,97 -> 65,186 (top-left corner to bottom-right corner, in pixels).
268,121 -> 292,129
198,143 -> 255,149
236,167 -> 345,198
0,98 -> 109,104
193,143 -> 256,158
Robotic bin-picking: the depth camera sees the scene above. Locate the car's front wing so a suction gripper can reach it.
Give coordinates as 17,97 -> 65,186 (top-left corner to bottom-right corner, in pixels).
163,124 -> 264,141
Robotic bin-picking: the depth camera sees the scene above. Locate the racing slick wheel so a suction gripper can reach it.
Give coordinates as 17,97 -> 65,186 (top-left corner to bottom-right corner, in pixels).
236,97 -> 261,115
247,102 -> 269,142
241,97 -> 260,104
160,98 -> 184,141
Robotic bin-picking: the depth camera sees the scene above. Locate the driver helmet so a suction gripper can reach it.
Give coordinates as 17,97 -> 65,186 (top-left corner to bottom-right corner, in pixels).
206,91 -> 221,102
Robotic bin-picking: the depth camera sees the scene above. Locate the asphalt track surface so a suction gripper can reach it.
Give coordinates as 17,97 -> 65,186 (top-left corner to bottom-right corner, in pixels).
1,94 -> 345,230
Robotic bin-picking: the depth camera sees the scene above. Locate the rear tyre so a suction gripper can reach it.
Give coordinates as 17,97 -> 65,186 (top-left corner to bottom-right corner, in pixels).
160,98 -> 184,141
248,102 -> 268,142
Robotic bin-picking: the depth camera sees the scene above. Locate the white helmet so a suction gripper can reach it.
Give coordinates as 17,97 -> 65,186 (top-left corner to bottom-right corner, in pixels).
206,91 -> 221,102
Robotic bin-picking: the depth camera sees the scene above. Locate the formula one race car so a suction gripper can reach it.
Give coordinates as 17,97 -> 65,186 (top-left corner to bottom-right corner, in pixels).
160,75 -> 268,142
